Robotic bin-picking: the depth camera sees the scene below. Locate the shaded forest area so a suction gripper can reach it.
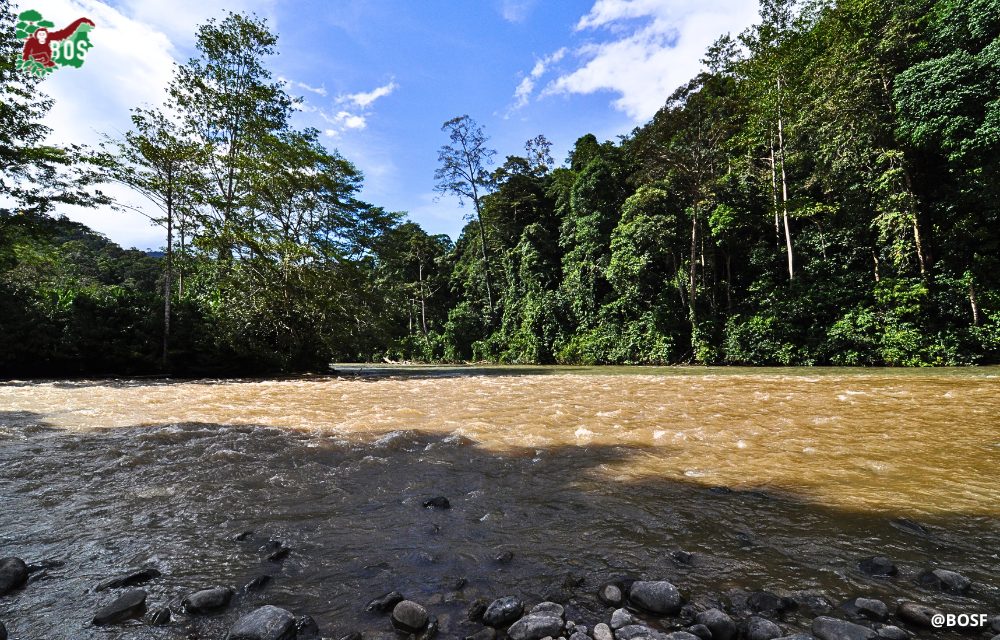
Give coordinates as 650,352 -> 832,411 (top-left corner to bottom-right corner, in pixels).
1,0 -> 998,376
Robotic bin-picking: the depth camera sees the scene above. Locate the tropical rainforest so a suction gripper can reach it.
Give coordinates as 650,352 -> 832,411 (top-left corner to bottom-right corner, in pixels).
1,0 -> 998,376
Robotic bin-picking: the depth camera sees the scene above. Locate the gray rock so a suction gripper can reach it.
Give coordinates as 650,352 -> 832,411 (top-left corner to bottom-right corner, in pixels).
296,614 -> 321,638
895,602 -> 940,628
748,591 -> 794,615
745,616 -> 783,640
616,624 -> 659,640
148,606 -> 171,625
468,597 -> 490,622
611,608 -> 642,630
366,591 -> 405,613
483,596 -> 524,628
416,614 -> 438,640
244,574 -> 272,592
875,626 -> 907,640
917,569 -> 971,594
991,615 -> 1000,633
530,602 -> 565,618
695,608 -> 736,640
773,636 -> 814,640
570,633 -> 590,640
507,613 -> 564,640
600,583 -> 624,606
93,589 -> 147,625
95,567 -> 161,592
391,600 -> 429,633
183,586 -> 234,614
423,496 -> 450,509
812,617 -> 875,640
594,622 -> 614,640
853,599 -> 888,621
466,629 -> 496,640
226,605 -> 296,640
0,558 -> 28,596
629,581 -> 683,616
0,619 -> 5,640
858,557 -> 897,577
663,634 -> 701,640
686,624 -> 712,640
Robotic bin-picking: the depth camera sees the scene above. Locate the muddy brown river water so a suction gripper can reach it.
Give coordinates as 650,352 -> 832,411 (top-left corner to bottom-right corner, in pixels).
1,366 -> 999,639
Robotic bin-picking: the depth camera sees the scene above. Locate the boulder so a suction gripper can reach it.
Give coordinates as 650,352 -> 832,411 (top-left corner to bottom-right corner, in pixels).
917,569 -> 971,594
226,605 -> 296,640
663,634 -> 701,640
593,622 -> 614,640
366,591 -> 405,613
423,496 -> 451,509
391,600 -> 429,633
858,557 -> 897,577
895,602 -> 941,628
467,629 -> 496,640
506,613 -> 564,640
812,616 -> 876,640
95,567 -> 161,592
482,596 -> 523,628
628,581 -> 683,616
685,623 -> 712,640
183,586 -> 234,614
745,616 -> 783,640
0,558 -> 28,596
875,626 -> 908,640
616,624 -> 661,640
93,589 -> 147,625
695,608 -> 737,640
530,602 -> 564,618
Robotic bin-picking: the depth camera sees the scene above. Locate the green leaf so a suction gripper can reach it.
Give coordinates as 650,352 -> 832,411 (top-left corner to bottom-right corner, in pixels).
38,20 -> 55,28
16,21 -> 28,30
15,30 -> 28,39
26,25 -> 38,34
17,9 -> 43,21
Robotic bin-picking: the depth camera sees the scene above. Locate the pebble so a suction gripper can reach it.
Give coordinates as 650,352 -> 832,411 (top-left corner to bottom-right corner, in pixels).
183,586 -> 234,614
695,608 -> 736,640
482,596 -> 523,627
391,600 -> 429,633
593,622 -> 614,640
599,583 -> 623,606
93,589 -> 147,625
611,608 -> 642,630
811,616 -> 876,640
226,605 -> 296,640
628,581 -> 683,615
0,558 -> 28,596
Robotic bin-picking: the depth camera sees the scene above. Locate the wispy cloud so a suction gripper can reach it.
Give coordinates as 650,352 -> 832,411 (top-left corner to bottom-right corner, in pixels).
338,80 -> 398,109
535,0 -> 759,122
281,77 -> 328,97
509,47 -> 567,112
499,0 -> 537,23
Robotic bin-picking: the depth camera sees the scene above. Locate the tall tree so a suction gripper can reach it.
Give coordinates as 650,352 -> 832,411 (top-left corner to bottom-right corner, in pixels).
434,115 -> 497,313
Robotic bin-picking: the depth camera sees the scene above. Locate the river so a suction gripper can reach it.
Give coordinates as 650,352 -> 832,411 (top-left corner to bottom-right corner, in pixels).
1,366 -> 999,638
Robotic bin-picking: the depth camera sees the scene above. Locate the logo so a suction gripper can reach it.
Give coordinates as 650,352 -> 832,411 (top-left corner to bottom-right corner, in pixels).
14,9 -> 95,77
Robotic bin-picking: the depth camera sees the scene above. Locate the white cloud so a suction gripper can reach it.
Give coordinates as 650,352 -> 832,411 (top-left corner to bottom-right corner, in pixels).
499,0 -> 537,23
510,47 -> 567,110
338,81 -> 398,109
541,0 -> 759,122
281,77 -> 327,97
111,0 -> 277,45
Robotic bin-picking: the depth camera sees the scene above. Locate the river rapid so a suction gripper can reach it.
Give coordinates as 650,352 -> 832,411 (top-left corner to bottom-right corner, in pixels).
1,366 -> 999,639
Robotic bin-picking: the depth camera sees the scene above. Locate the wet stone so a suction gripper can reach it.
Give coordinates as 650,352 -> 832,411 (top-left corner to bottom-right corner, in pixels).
853,598 -> 888,621
495,550 -> 515,564
858,557 -> 897,577
599,583 -> 623,606
95,567 -> 161,592
296,614 -> 321,638
148,606 -> 171,625
530,602 -> 564,618
391,600 -> 429,633
367,591 -> 405,613
628,581 -> 683,615
695,608 -> 736,640
506,613 -> 564,640
917,568 -> 971,594
183,586 -> 234,614
468,597 -> 490,622
244,574 -> 272,592
744,616 -> 783,640
267,547 -> 291,562
93,589 -> 147,625
811,616 -> 876,640
423,496 -> 450,509
895,601 -> 941,628
0,558 -> 28,596
0,620 -> 6,640
875,626 -> 908,640
466,628 -> 496,640
686,623 -> 712,640
226,605 -> 296,640
611,608 -> 642,630
482,596 -> 524,627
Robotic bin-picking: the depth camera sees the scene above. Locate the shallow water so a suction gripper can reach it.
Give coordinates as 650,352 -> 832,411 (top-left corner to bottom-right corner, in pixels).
1,366 -> 999,638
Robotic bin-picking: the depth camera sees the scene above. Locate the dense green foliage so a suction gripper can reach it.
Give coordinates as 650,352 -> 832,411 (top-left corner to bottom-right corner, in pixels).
2,0 -> 999,375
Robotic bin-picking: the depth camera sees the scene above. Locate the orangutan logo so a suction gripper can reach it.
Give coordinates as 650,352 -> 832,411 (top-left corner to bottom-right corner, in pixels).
14,9 -> 95,77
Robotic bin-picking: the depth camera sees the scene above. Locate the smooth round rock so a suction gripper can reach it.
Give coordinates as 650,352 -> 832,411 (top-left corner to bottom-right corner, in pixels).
628,581 -> 683,615
686,623 -> 712,640
95,567 -> 161,592
895,602 -> 940,628
391,600 -> 429,633
858,557 -> 897,577
812,616 -> 876,640
93,589 -> 147,625
611,608 -> 641,630
745,616 -> 783,640
0,558 -> 28,596
226,605 -> 296,640
695,608 -> 736,640
423,496 -> 450,509
148,607 -> 171,625
612,624 -> 656,640
506,613 -> 564,640
875,626 -> 908,640
483,596 -> 523,628
854,598 -> 888,621
664,633 -> 701,640
183,586 -> 234,614
593,622 -> 613,640
598,583 -> 623,606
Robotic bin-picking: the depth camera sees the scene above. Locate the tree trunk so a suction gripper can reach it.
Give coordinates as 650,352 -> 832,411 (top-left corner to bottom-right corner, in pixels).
419,262 -> 429,336
969,279 -> 981,326
163,178 -> 173,369
776,77 -> 794,280
689,204 -> 698,329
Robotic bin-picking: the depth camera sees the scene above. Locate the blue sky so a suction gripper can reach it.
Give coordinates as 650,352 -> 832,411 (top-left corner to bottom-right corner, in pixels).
25,0 -> 761,249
